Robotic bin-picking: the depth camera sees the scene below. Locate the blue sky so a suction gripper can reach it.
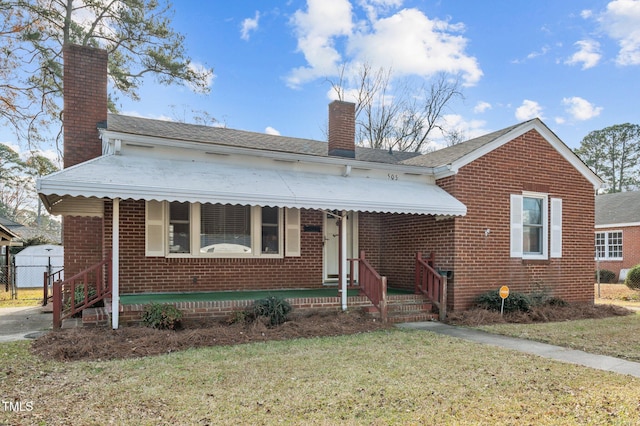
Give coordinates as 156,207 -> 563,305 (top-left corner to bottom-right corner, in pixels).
6,0 -> 640,157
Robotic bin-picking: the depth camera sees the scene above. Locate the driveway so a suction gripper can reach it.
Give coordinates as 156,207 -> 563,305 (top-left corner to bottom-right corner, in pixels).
0,306 -> 52,342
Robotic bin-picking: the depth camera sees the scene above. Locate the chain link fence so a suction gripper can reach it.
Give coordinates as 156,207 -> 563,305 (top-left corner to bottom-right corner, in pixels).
1,263 -> 64,301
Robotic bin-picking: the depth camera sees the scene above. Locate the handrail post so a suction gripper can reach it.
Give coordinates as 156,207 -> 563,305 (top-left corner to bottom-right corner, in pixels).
380,276 -> 388,323
440,276 -> 447,321
43,271 -> 48,306
52,280 -> 62,329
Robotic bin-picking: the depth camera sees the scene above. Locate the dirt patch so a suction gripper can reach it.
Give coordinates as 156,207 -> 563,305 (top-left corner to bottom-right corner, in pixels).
446,303 -> 634,327
31,309 -> 391,362
31,303 -> 635,362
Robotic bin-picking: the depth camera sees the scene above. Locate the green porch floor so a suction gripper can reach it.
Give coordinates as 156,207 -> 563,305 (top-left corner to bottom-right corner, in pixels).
120,287 -> 412,305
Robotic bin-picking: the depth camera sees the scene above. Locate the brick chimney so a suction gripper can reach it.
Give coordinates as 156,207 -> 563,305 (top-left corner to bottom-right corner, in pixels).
63,44 -> 108,168
328,100 -> 355,158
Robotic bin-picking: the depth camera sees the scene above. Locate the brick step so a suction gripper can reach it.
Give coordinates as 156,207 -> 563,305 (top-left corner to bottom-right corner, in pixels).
82,306 -> 110,327
362,293 -> 437,323
387,302 -> 433,313
387,311 -> 438,323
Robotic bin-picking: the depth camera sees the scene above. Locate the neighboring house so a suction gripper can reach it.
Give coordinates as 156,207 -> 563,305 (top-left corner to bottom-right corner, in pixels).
37,45 -> 602,328
595,191 -> 640,281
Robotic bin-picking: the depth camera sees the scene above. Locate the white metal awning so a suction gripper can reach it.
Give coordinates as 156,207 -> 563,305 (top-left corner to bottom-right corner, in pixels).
37,154 -> 467,217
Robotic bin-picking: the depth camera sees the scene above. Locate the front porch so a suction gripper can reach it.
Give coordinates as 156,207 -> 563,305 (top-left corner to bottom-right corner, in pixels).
78,288 -> 436,327
49,250 -> 449,328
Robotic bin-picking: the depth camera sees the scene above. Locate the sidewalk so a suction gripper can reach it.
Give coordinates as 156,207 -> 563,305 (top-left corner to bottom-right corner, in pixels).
0,306 -> 52,343
397,321 -> 640,378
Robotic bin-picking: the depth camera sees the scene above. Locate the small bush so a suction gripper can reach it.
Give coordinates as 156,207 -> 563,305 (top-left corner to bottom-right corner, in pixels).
249,296 -> 292,326
475,289 -> 531,313
596,269 -> 616,284
141,303 -> 183,329
624,265 -> 640,290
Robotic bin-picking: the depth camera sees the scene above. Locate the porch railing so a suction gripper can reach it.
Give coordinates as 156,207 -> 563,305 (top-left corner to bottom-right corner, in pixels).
52,254 -> 112,329
415,252 -> 447,320
349,250 -> 388,322
43,269 -> 64,306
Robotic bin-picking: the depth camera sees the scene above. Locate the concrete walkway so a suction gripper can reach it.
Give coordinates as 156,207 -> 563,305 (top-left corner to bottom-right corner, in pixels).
397,321 -> 640,379
0,306 -> 52,343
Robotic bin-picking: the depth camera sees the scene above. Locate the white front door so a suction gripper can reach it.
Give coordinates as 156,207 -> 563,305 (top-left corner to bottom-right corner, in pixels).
323,212 -> 358,283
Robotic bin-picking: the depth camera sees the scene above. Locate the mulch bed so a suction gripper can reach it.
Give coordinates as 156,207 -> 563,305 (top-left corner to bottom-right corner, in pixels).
30,304 -> 635,362
31,309 -> 391,362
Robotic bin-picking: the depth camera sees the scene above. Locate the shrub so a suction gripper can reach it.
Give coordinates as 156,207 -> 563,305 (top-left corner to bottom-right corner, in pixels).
596,269 -> 616,284
141,303 -> 183,329
249,296 -> 292,326
475,289 -> 531,313
624,265 -> 640,290
65,285 -> 100,314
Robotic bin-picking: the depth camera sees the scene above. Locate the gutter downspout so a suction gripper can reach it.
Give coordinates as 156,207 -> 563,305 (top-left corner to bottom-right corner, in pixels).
340,210 -> 348,311
112,198 -> 120,329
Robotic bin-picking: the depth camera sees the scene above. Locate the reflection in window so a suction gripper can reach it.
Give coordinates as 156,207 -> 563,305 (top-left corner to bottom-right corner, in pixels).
200,204 -> 251,254
261,206 -> 279,253
169,202 -> 190,253
523,197 -> 543,254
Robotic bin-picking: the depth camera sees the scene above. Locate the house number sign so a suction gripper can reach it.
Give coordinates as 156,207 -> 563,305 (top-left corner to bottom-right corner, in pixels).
387,173 -> 399,181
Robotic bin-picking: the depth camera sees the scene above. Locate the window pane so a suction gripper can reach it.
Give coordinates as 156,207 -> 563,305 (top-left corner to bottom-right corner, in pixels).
608,231 -> 623,258
523,226 -> 542,254
169,202 -> 190,253
261,206 -> 279,254
595,232 -> 606,258
200,204 -> 251,254
523,198 -> 542,225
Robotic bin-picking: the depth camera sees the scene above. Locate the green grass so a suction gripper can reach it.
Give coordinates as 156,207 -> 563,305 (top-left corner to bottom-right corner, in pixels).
2,329 -> 640,425
0,288 -> 42,307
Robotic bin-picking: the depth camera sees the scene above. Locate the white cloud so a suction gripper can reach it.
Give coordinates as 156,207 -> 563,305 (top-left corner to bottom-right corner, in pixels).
554,116 -> 566,125
265,126 -> 281,135
287,0 -> 354,88
598,0 -> 640,65
473,101 -> 491,114
581,9 -> 594,19
185,61 -> 215,92
287,1 -> 482,88
515,100 -> 543,121
241,11 -> 260,41
428,114 -> 488,150
565,40 -> 602,69
562,96 -> 603,120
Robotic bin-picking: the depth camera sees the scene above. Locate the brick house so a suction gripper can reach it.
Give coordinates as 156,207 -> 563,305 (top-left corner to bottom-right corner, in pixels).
595,191 -> 640,281
38,45 -> 602,328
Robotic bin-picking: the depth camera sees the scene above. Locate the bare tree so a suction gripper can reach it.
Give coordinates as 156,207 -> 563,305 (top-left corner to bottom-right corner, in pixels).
328,63 -> 464,152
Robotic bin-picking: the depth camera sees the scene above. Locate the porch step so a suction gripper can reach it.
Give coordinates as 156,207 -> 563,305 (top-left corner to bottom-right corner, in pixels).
82,306 -> 111,327
363,294 -> 438,323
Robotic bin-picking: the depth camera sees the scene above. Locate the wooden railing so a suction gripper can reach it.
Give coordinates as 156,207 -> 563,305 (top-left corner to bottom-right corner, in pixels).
43,269 -> 64,306
349,250 -> 388,322
52,254 -> 112,329
415,252 -> 448,320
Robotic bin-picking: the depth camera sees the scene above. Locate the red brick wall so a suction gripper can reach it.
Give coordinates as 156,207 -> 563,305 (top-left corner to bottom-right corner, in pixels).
62,44 -> 108,276
104,201 -> 325,293
378,214 -> 455,291
596,225 -> 640,280
439,129 -> 595,310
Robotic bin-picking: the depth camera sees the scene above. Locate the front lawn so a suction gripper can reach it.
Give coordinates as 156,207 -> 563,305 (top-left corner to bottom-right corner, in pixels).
2,328 -> 640,425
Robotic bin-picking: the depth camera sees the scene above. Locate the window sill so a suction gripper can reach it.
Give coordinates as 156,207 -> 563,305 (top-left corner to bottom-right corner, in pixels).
521,259 -> 550,265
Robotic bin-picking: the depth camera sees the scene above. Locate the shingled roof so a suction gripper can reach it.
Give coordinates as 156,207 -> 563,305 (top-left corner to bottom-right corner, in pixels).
596,191 -> 640,225
400,121 -> 530,168
107,114 -> 421,165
